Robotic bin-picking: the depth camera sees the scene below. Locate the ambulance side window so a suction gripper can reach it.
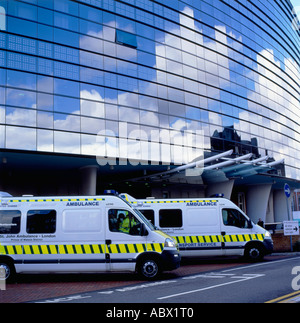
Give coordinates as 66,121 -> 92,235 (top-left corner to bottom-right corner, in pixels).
26,209 -> 56,234
109,209 -> 142,235
159,209 -> 182,228
222,209 -> 250,229
0,210 -> 21,234
138,209 -> 155,225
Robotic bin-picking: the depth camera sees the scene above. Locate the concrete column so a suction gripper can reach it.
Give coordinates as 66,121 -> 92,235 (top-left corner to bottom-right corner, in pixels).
273,189 -> 292,222
246,184 -> 272,224
206,179 -> 234,199
80,166 -> 98,196
265,190 -> 274,223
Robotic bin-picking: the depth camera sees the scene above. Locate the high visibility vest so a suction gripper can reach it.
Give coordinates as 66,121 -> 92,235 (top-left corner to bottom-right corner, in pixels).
119,217 -> 136,233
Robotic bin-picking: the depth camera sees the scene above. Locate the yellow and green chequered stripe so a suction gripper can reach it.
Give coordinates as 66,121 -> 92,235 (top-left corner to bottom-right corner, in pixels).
173,234 -> 265,244
0,243 -> 164,255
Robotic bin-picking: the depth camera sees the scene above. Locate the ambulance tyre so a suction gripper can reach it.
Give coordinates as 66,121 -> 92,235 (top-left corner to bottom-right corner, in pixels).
244,243 -> 264,262
0,257 -> 16,283
137,255 -> 161,280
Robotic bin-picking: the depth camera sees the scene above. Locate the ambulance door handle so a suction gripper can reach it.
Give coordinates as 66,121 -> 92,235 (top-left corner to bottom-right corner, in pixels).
106,239 -> 112,245
221,231 -> 226,236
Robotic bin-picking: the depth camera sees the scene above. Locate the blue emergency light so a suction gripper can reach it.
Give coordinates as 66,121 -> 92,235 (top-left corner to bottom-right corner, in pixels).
104,189 -> 118,196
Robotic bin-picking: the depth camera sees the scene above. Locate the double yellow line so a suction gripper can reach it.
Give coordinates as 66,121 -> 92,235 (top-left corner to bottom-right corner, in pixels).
266,290 -> 300,303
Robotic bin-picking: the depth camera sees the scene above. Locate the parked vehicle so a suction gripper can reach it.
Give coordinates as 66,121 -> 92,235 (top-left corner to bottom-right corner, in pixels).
0,193 -> 180,282
120,194 -> 273,261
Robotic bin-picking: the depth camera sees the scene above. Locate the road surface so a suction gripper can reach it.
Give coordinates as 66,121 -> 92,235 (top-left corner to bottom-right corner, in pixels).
27,255 -> 300,304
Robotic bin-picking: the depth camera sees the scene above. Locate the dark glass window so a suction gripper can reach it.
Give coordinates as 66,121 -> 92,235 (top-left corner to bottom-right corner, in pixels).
116,29 -> 137,48
222,209 -> 251,229
139,209 -> 155,225
26,209 -> 56,234
0,210 -> 21,234
159,209 -> 182,228
108,209 -> 142,236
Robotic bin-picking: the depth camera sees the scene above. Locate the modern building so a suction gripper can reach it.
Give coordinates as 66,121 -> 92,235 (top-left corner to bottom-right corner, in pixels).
293,190 -> 300,211
0,0 -> 299,225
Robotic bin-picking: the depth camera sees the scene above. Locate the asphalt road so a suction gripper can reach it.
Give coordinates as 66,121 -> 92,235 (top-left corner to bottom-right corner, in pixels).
33,255 -> 300,304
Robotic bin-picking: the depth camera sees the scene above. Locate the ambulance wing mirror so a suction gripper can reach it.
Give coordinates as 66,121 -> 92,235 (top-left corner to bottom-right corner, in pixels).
140,223 -> 149,236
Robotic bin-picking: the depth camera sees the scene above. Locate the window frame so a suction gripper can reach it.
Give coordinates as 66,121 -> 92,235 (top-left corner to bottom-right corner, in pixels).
0,210 -> 21,234
159,209 -> 183,228
108,208 -> 142,235
222,208 -> 251,229
26,209 -> 57,234
138,209 -> 155,226
115,29 -> 137,49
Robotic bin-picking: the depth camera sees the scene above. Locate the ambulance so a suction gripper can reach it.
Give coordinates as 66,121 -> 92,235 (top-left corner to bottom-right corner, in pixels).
0,192 -> 180,282
120,194 -> 273,261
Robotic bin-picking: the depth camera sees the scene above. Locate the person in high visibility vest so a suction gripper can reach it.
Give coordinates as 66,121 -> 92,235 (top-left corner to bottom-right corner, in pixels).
119,212 -> 137,234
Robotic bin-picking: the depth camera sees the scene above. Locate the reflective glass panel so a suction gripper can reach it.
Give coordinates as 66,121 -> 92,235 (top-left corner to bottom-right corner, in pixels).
116,29 -> 137,48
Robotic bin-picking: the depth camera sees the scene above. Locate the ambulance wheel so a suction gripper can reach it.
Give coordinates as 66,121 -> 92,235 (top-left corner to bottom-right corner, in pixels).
244,243 -> 264,262
0,258 -> 16,283
138,257 -> 160,280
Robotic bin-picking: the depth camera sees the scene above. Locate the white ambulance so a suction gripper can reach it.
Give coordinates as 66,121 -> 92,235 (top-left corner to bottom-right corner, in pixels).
120,194 -> 273,261
0,193 -> 180,282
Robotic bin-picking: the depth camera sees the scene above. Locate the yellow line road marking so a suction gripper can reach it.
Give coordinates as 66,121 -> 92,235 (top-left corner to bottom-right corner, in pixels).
266,290 -> 300,303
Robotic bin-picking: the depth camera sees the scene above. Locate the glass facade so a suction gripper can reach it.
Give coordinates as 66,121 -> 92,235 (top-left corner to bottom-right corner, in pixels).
0,0 -> 299,179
